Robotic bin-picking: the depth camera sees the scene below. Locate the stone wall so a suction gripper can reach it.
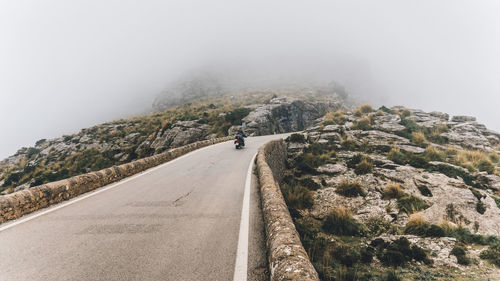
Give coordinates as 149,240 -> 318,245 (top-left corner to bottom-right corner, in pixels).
0,136 -> 232,224
256,140 -> 319,281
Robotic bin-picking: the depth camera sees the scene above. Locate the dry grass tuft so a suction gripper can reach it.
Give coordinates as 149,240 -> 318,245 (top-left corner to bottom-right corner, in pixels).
383,183 -> 404,199
411,131 -> 427,146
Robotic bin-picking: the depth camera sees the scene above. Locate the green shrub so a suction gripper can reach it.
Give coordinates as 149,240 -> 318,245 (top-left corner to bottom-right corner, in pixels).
299,178 -> 321,191
449,226 -> 500,245
477,201 -> 486,214
379,106 -> 395,114
341,138 -> 358,151
225,107 -> 252,125
383,269 -> 403,281
387,148 -> 407,165
397,195 -> 429,214
365,217 -> 392,237
287,133 -> 306,143
335,266 -> 359,281
404,215 -> 445,237
408,154 -> 428,168
478,159 -> 495,174
355,159 -> 373,175
416,184 -> 433,197
377,237 -> 429,267
479,242 -> 500,267
323,207 -> 366,236
360,246 -> 375,263
451,246 -> 471,265
494,197 -> 500,209
282,183 -> 314,214
336,180 -> 366,197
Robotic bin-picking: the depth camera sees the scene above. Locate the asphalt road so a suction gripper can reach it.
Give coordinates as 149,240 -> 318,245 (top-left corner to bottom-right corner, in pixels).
0,134 -> 288,281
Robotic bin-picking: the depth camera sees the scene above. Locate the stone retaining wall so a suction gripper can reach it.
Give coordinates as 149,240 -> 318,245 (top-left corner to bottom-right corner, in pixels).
256,139 -> 319,281
0,136 -> 232,224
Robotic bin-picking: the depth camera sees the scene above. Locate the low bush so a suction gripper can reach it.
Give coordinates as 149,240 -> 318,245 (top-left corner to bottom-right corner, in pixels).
397,195 -> 429,214
404,215 -> 446,237
299,177 -> 322,191
451,246 -> 471,265
383,269 -> 403,281
336,180 -> 366,197
341,138 -> 358,151
494,197 -> 500,209
416,183 -> 433,197
352,117 -> 372,130
408,154 -> 429,168
225,107 -> 252,125
355,159 -> 373,175
282,183 -> 314,215
354,104 -> 373,116
387,147 -> 407,165
287,133 -> 306,143
365,217 -> 392,237
411,132 -> 427,147
479,242 -> 500,267
449,226 -> 500,245
323,207 -> 366,236
477,201 -> 486,214
377,237 -> 430,267
424,146 -> 446,162
323,110 -> 347,125
383,183 -> 404,199
379,106 -> 395,114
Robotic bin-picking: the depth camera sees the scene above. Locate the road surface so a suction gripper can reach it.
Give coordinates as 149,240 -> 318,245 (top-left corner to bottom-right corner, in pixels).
0,134 -> 288,281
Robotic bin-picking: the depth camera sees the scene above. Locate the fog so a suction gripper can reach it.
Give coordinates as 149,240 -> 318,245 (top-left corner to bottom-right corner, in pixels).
1,0 -> 499,159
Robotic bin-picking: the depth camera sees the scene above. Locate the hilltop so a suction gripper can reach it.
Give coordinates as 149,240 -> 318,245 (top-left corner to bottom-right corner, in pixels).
0,87 -> 342,194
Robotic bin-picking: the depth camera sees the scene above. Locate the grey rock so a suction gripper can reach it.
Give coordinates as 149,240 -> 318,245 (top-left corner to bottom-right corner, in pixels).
452,115 -> 477,122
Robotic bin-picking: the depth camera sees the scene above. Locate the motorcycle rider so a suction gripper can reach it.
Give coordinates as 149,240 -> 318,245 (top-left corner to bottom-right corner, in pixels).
235,129 -> 246,146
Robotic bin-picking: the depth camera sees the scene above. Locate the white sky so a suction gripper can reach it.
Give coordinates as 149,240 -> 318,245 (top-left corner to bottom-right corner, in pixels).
1,0 -> 499,159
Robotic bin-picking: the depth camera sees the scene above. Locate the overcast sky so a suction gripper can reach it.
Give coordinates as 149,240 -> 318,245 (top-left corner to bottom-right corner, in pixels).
1,0 -> 499,159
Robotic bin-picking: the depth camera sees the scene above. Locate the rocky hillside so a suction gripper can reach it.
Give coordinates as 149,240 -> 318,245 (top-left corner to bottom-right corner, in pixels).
0,91 -> 341,194
282,105 -> 500,280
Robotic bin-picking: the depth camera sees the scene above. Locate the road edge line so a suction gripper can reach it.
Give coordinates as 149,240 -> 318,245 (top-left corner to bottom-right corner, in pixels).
233,153 -> 256,281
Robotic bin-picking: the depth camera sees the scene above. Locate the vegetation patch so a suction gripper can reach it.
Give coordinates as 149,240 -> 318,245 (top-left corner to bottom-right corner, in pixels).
416,183 -> 433,197
383,183 -> 404,199
450,245 -> 471,265
336,180 -> 366,197
397,195 -> 429,214
281,182 -> 313,217
323,207 -> 366,236
354,104 -> 373,117
372,237 -> 430,267
404,215 -> 446,237
299,177 -> 322,191
287,133 -> 307,143
352,117 -> 372,131
479,242 -> 500,267
323,110 -> 347,125
387,147 -> 407,165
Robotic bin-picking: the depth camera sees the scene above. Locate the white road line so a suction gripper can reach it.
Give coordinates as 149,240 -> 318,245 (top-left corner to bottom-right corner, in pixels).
0,141 -> 230,233
233,153 -> 256,281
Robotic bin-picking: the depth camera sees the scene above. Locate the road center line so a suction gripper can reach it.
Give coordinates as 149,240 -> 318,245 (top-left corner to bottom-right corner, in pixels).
233,153 -> 256,281
0,142 -> 228,233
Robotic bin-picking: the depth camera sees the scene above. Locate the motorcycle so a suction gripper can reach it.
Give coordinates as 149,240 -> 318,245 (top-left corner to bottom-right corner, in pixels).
234,136 -> 245,149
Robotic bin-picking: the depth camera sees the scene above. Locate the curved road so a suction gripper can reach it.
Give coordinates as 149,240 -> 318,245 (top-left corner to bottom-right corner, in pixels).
0,134 -> 288,281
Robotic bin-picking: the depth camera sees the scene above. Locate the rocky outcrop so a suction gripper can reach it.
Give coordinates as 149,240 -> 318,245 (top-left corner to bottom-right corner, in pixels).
256,140 -> 319,281
232,97 -> 342,137
0,136 -> 232,224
